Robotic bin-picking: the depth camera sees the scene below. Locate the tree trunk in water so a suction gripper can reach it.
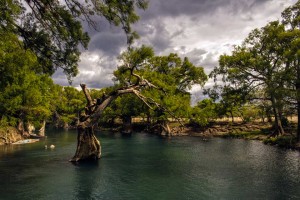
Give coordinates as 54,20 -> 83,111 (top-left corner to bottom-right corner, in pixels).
122,115 -> 132,134
38,120 -> 46,136
70,79 -> 179,161
70,84 -> 137,162
26,122 -> 35,135
63,122 -> 69,130
70,125 -> 101,162
159,120 -> 171,136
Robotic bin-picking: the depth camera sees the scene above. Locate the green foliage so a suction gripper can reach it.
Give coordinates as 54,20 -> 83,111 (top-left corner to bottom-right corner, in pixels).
175,57 -> 207,90
51,86 -> 85,125
190,99 -> 218,127
239,105 -> 260,122
209,19 -> 293,127
0,29 -> 89,128
0,116 -> 17,128
263,135 -> 297,148
0,0 -> 148,81
0,30 -> 55,127
204,85 -> 246,122
110,46 -> 207,123
207,0 -> 300,139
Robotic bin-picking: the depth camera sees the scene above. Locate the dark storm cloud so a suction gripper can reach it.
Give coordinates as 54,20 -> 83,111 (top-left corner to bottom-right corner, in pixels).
200,52 -> 220,72
183,48 -> 207,65
88,31 -> 126,55
52,0 -> 296,90
80,0 -> 272,58
83,0 -> 269,55
147,21 -> 172,52
139,0 -> 269,20
132,19 -> 174,53
80,17 -> 128,57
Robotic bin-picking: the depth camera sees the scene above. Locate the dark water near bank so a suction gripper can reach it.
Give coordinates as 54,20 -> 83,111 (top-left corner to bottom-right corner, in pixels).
0,129 -> 299,200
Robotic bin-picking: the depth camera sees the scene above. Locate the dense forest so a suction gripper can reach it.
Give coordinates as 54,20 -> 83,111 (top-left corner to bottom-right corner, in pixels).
1,0 -> 300,158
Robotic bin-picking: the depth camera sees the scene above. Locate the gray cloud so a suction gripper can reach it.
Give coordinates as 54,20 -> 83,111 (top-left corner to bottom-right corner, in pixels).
89,31 -> 126,55
139,0 -> 270,20
52,51 -> 116,88
52,0 -> 297,95
182,48 -> 207,65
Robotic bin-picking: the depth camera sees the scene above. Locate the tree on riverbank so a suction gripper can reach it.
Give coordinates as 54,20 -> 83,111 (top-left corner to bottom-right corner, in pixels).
71,46 -> 207,161
110,46 -> 207,133
281,1 -> 300,141
0,0 -> 149,141
0,30 -> 54,135
0,29 -> 87,134
209,1 -> 300,141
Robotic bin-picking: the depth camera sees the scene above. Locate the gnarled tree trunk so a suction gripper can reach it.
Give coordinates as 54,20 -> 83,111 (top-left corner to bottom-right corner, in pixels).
70,84 -> 143,162
71,125 -> 101,162
70,71 -> 183,162
38,120 -> 46,136
159,120 -> 171,136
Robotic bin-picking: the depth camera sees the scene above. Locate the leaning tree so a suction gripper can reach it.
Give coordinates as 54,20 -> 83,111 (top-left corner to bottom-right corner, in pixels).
71,47 -> 174,162
71,82 -> 158,161
71,46 -> 207,162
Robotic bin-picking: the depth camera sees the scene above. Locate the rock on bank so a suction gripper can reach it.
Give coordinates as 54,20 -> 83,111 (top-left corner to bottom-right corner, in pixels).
0,127 -> 23,145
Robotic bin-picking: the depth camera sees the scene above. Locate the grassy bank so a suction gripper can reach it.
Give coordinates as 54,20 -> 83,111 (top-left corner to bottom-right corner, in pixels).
203,122 -> 300,150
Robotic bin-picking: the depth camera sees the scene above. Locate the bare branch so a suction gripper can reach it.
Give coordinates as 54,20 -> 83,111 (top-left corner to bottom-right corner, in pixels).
80,84 -> 93,109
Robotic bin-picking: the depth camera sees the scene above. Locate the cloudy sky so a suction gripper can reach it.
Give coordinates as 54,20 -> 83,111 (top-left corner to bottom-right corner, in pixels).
52,0 -> 297,103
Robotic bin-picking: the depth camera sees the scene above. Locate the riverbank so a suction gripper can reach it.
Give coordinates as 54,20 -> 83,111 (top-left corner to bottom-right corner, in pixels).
2,121 -> 299,151
99,121 -> 300,150
0,127 -> 23,145
0,127 -> 41,145
173,122 -> 300,151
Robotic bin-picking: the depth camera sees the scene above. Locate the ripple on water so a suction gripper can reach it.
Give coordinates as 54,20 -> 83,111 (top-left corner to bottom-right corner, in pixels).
0,131 -> 299,200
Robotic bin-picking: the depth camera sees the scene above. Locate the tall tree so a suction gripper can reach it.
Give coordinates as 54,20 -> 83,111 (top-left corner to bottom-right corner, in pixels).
281,0 -> 300,141
0,30 -> 54,133
114,46 -> 207,131
71,46 -> 207,162
211,21 -> 287,135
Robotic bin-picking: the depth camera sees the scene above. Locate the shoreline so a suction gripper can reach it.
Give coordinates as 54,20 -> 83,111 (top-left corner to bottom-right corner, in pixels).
172,122 -> 300,151
1,122 -> 299,151
99,121 -> 300,151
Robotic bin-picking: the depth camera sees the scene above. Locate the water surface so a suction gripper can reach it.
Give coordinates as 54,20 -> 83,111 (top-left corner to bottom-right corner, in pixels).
0,129 -> 299,199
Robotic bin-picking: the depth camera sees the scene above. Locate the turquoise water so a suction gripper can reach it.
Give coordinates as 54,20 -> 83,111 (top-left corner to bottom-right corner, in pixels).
0,129 -> 299,200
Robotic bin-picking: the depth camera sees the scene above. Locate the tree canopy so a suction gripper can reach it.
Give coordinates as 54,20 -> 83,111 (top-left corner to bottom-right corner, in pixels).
208,0 -> 300,140
111,46 -> 207,125
0,0 -> 148,81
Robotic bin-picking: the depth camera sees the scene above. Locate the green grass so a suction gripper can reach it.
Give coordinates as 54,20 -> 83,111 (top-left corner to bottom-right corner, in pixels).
263,135 -> 297,148
220,130 -> 265,139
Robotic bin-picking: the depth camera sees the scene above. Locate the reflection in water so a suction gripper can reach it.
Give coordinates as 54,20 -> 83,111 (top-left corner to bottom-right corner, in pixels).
0,129 -> 299,200
0,145 -> 22,158
73,161 -> 99,200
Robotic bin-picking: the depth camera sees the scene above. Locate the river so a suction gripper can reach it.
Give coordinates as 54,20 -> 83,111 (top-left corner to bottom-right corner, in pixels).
0,129 -> 299,200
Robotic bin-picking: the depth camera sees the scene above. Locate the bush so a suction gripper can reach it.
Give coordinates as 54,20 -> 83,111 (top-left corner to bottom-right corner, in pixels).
263,135 -> 297,148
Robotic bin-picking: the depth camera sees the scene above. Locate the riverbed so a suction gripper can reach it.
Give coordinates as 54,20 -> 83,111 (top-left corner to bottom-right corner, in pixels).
0,129 -> 299,199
